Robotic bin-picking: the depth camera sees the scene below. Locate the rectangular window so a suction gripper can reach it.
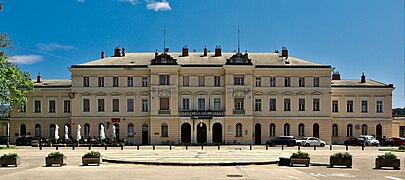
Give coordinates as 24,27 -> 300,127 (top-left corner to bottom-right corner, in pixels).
254,99 -> 262,111
255,77 -> 261,87
83,77 -> 89,87
284,77 -> 291,87
49,100 -> 56,113
183,76 -> 189,86
400,126 -> 405,137
63,100 -> 70,113
269,99 -> 277,111
299,99 -> 305,111
160,98 -> 169,110
112,99 -> 119,112
314,77 -> 319,87
284,99 -> 291,111
113,77 -> 119,87
98,77 -> 104,87
127,77 -> 133,87
142,99 -> 148,112
159,75 -> 169,85
98,99 -> 105,112
198,98 -> 205,111
313,98 -> 320,111
361,100 -> 368,113
198,76 -> 205,86
234,98 -> 244,110
127,99 -> 134,112
214,98 -> 221,111
214,76 -> 220,86
347,100 -> 354,112
299,77 -> 305,87
234,75 -> 244,85
83,99 -> 90,112
142,77 -> 148,87
34,100 -> 41,112
270,77 -> 276,87
182,98 -> 190,111
376,101 -> 383,113
332,100 -> 339,112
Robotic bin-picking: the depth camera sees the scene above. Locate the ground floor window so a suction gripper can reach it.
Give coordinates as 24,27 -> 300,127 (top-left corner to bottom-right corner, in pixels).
84,124 -> 90,137
284,123 -> 290,136
298,123 -> 304,137
400,126 -> 405,137
236,123 -> 243,137
332,124 -> 338,137
161,123 -> 168,137
128,123 -> 134,136
361,124 -> 368,135
35,124 -> 41,137
347,124 -> 353,137
269,124 -> 276,136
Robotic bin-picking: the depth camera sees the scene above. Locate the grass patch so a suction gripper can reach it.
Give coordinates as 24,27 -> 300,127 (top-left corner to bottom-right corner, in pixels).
378,148 -> 405,152
0,146 -> 19,150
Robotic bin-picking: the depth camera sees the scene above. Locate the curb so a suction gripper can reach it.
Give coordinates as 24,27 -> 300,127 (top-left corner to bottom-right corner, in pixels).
102,158 -> 279,166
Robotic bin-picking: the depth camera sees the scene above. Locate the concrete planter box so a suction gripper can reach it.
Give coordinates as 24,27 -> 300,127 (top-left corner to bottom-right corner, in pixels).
0,157 -> 21,167
82,157 -> 101,166
375,158 -> 400,170
330,157 -> 352,168
45,156 -> 67,167
290,157 -> 310,167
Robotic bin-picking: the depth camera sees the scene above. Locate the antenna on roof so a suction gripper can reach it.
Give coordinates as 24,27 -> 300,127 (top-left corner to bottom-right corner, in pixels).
237,26 -> 240,53
163,27 -> 166,52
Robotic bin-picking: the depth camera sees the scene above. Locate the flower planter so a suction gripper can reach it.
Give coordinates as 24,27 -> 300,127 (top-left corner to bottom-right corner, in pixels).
0,157 -> 21,167
82,157 -> 101,166
45,156 -> 67,167
375,158 -> 400,170
290,157 -> 310,167
330,157 -> 352,168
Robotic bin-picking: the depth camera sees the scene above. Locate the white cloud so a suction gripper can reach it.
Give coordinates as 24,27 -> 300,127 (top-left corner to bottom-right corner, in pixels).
36,43 -> 75,52
11,55 -> 43,65
117,0 -> 138,6
146,0 -> 171,12
77,0 -> 85,2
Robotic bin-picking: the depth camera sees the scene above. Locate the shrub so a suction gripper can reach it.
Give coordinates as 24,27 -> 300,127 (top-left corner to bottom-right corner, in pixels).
330,152 -> 352,159
291,151 -> 309,158
48,152 -> 64,158
83,151 -> 101,158
399,145 -> 405,150
1,153 -> 18,158
377,152 -> 397,160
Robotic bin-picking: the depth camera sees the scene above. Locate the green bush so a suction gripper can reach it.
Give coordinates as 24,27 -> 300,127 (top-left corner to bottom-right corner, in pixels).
48,151 -> 64,158
291,151 -> 309,158
377,152 -> 397,160
399,145 -> 405,150
1,153 -> 18,158
330,152 -> 352,159
83,151 -> 101,158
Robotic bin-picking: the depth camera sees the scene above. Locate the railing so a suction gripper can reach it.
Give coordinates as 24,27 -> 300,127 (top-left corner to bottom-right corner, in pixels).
158,110 -> 171,115
179,110 -> 225,117
233,110 -> 245,115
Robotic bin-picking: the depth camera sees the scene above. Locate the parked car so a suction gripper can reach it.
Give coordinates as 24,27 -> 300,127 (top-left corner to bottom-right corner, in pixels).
0,136 -> 8,145
15,136 -> 32,146
31,137 -> 46,146
392,137 -> 405,146
379,138 -> 395,146
358,135 -> 379,146
296,137 -> 326,147
344,137 -> 365,146
266,136 -> 296,147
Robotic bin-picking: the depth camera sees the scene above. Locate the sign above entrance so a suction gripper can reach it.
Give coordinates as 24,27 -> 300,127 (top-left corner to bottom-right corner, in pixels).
111,118 -> 120,122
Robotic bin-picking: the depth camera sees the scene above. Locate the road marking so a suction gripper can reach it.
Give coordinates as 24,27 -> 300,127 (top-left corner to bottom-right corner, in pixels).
286,175 -> 298,179
310,173 -> 327,177
266,171 -> 277,174
385,176 -> 404,180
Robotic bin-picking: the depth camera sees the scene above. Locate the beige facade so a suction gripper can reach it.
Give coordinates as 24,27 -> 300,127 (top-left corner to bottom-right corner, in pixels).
392,117 -> 405,137
6,47 -> 394,144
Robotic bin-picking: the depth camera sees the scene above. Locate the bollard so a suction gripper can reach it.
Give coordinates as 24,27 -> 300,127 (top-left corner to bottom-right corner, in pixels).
266,145 -> 268,150
153,145 -> 155,150
121,145 -> 123,150
201,145 -> 203,150
346,145 -> 348,151
314,145 -> 316,150
170,145 -> 172,150
250,144 -> 252,150
218,145 -> 220,150
39,146 -> 42,150
56,145 -> 58,150
330,144 -> 332,151
186,145 -> 188,150
105,146 -> 107,150
89,144 -> 91,150
362,145 -> 364,151
72,146 -> 75,150
298,144 -> 300,151
282,144 -> 284,150
137,145 -> 139,150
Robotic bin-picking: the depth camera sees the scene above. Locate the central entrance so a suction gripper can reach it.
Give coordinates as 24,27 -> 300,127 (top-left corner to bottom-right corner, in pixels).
255,123 -> 261,145
181,123 -> 191,143
142,124 -> 149,145
212,123 -> 222,143
197,122 -> 207,143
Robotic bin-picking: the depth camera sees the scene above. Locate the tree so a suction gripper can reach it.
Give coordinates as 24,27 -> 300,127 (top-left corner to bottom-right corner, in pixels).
0,33 -> 34,146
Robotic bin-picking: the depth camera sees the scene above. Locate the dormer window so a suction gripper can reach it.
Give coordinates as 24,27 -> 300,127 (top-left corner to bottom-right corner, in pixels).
159,75 -> 170,85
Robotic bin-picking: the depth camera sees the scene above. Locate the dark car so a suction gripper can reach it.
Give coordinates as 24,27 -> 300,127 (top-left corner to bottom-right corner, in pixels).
266,136 -> 296,147
15,136 -> 32,146
392,137 -> 405,146
379,138 -> 395,146
344,137 -> 365,146
0,136 -> 8,145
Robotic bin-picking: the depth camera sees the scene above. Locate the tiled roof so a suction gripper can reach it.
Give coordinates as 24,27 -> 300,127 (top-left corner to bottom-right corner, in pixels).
33,80 -> 71,87
331,79 -> 393,88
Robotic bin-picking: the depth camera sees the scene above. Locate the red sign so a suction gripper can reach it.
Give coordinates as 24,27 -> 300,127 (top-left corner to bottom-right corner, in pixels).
111,118 -> 120,122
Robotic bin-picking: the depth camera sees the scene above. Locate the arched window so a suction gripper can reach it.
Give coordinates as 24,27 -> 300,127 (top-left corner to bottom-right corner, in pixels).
284,123 -> 290,136
49,124 -> 56,138
127,123 -> 135,136
298,123 -> 305,137
376,124 -> 382,138
236,123 -> 243,137
313,123 -> 320,138
361,124 -> 368,135
20,124 -> 26,136
84,124 -> 90,137
347,124 -> 353,137
161,123 -> 168,137
332,124 -> 338,137
269,123 -> 276,136
35,124 -> 41,137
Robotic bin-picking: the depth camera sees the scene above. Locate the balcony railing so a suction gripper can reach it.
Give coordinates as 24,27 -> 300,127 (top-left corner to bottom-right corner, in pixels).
233,110 -> 245,115
179,110 -> 224,117
158,110 -> 171,115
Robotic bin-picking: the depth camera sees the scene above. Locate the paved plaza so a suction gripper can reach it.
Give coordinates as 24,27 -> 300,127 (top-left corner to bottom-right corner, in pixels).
0,145 -> 404,180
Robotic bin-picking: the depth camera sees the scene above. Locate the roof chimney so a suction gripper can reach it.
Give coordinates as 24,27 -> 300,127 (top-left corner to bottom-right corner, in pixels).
101,50 -> 105,59
281,47 -> 288,57
36,73 -> 41,83
332,71 -> 341,80
164,48 -> 169,53
155,49 -> 158,59
114,46 -> 121,57
181,46 -> 189,57
361,73 -> 366,83
203,46 -> 207,57
121,47 -> 126,57
214,46 -> 222,57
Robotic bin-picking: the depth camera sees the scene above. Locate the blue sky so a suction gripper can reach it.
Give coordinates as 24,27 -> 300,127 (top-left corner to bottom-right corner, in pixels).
0,0 -> 403,108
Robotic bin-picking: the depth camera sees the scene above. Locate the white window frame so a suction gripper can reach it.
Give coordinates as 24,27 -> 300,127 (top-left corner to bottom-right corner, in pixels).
376,99 -> 384,113
47,97 -> 57,113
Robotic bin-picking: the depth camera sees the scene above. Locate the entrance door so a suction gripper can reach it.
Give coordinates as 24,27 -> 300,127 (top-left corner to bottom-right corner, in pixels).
181,123 -> 191,143
212,123 -> 222,144
142,124 -> 148,145
313,123 -> 319,138
197,123 -> 207,144
376,124 -> 382,139
255,123 -> 261,145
